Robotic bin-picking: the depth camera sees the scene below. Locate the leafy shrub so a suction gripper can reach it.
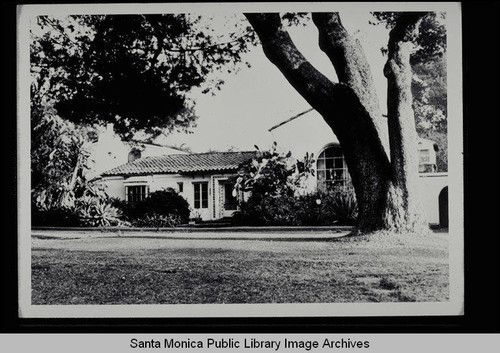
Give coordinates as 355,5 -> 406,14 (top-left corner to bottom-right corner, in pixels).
75,195 -> 123,227
232,186 -> 358,226
31,113 -> 98,212
326,189 -> 358,226
132,214 -> 182,228
109,197 -> 128,213
31,203 -> 81,227
232,142 -> 315,199
32,182 -> 125,227
115,188 -> 190,224
232,194 -> 297,226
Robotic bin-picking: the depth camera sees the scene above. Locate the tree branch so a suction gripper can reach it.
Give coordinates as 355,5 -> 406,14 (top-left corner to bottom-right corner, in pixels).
244,12 -> 390,165
147,20 -> 165,74
311,12 -> 387,149
244,13 -> 337,112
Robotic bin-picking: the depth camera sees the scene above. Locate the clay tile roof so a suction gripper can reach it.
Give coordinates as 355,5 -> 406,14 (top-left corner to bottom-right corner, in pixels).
101,151 -> 257,177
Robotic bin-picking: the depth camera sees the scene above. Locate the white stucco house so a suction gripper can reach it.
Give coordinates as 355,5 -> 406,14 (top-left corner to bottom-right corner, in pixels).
100,151 -> 256,221
98,110 -> 448,227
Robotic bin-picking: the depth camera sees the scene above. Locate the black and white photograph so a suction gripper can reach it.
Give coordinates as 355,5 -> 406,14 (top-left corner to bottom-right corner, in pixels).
17,2 -> 464,319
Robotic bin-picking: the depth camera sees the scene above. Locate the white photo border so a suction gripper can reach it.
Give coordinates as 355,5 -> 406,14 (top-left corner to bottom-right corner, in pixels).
17,2 -> 464,318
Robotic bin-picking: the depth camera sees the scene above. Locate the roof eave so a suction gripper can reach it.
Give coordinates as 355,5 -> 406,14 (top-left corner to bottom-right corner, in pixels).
102,167 -> 240,178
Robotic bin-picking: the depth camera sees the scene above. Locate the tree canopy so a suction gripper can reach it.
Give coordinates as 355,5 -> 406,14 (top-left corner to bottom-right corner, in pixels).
370,12 -> 446,64
32,12 -> 446,142
31,14 -> 256,140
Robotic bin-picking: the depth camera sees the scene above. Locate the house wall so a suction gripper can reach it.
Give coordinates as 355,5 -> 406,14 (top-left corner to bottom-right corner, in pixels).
151,173 -> 213,221
100,169 -> 447,225
98,109 -> 447,225
100,172 -> 237,221
101,176 -> 126,200
418,172 -> 448,225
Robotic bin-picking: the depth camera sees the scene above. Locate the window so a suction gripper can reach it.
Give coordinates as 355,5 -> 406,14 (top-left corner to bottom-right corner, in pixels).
419,149 -> 430,164
316,145 -> 350,189
126,185 -> 149,202
193,182 -> 208,209
177,182 -> 184,193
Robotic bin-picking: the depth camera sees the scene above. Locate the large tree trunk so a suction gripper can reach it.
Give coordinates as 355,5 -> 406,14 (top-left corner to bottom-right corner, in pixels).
382,13 -> 428,233
245,12 -> 428,234
311,13 -> 390,154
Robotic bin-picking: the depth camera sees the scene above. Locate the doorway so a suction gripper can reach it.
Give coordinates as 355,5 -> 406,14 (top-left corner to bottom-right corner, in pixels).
218,181 -> 238,218
438,186 -> 448,228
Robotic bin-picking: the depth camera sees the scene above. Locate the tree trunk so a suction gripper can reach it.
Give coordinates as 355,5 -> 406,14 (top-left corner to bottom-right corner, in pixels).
245,13 -> 429,234
311,13 -> 390,154
382,13 -> 428,233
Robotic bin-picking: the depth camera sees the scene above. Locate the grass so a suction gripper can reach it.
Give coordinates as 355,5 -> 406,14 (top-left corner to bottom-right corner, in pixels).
31,231 -> 449,304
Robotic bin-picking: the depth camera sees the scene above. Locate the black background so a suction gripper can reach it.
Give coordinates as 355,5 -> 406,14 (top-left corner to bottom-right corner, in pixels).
1,0 -> 499,333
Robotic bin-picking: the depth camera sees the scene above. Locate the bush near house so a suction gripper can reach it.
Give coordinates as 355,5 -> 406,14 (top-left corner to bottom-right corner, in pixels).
75,195 -> 123,227
231,143 -> 357,227
232,187 -> 358,226
32,203 -> 81,227
32,199 -> 123,228
112,188 -> 190,226
132,214 -> 183,228
232,142 -> 315,199
32,183 -> 124,227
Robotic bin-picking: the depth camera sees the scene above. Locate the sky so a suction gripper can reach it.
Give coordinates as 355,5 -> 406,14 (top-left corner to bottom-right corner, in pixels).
151,11 -> 392,153
26,2 -> 457,159
29,7 -> 406,155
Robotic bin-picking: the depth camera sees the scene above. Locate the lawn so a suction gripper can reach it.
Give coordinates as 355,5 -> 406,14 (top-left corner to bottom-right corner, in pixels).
31,231 -> 449,304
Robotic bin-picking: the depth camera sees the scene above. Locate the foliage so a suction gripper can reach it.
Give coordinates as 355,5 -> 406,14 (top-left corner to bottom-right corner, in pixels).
31,36 -> 105,215
31,14 -> 257,141
231,143 -> 355,226
370,12 -> 446,64
30,103 -> 121,229
320,187 -> 358,226
371,12 -> 448,172
232,186 -> 357,226
232,142 -> 315,199
31,11 -> 448,232
132,214 -> 183,228
232,194 -> 296,226
114,189 -> 190,224
31,112 -> 98,211
412,59 -> 447,118
74,194 -> 123,227
281,13 -> 311,26
412,58 -> 447,132
31,203 -> 81,227
412,57 -> 447,172
32,183 -> 124,227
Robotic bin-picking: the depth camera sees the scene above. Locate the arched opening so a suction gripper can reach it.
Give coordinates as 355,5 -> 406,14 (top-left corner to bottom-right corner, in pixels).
438,186 -> 448,228
316,144 -> 350,190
